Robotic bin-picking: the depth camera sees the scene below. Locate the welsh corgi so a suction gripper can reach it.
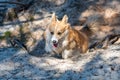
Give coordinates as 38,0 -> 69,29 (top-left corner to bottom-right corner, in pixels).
44,13 -> 89,59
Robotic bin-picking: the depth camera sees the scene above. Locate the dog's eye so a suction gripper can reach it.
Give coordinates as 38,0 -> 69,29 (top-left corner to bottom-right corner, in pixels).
51,32 -> 54,35
57,32 -> 62,35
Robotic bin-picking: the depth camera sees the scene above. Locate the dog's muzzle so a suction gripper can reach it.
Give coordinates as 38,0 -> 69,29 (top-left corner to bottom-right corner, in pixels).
52,40 -> 58,47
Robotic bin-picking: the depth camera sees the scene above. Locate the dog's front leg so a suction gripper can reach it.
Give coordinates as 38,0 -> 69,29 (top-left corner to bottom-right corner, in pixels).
45,41 -> 52,53
44,28 -> 53,53
62,49 -> 73,59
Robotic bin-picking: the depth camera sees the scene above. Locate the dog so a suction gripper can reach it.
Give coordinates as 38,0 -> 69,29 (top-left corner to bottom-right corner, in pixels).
44,13 -> 89,59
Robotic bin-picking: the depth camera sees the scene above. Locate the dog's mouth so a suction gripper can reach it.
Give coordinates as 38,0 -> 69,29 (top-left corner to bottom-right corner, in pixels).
53,43 -> 58,47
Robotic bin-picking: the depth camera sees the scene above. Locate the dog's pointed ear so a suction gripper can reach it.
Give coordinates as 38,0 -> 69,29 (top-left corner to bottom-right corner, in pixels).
62,15 -> 68,23
51,13 -> 57,22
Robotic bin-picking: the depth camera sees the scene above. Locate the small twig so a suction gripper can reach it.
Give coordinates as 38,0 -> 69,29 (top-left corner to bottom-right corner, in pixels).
89,33 -> 120,49
9,38 -> 29,53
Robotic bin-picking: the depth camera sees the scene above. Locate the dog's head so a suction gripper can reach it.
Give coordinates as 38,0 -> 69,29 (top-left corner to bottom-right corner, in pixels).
48,13 -> 70,48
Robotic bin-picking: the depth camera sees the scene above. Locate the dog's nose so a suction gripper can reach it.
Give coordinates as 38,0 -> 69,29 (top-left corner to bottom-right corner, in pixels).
52,40 -> 57,44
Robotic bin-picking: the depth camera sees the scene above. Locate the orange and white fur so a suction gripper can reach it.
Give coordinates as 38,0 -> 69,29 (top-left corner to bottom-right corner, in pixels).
44,13 -> 89,59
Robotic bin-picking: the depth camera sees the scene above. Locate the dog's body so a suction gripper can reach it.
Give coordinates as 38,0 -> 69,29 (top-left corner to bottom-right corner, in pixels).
44,13 -> 89,59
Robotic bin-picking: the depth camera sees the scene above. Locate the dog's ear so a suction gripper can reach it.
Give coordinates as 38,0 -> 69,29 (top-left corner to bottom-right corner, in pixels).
62,15 -> 68,24
51,13 -> 57,23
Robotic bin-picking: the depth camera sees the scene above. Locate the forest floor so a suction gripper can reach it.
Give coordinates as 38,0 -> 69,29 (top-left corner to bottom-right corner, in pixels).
0,0 -> 120,80
0,44 -> 120,80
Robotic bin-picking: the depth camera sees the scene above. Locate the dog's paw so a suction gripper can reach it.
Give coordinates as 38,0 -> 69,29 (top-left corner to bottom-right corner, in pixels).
62,49 -> 72,59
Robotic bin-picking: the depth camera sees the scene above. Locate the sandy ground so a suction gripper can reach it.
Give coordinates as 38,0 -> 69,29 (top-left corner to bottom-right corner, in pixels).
0,44 -> 120,80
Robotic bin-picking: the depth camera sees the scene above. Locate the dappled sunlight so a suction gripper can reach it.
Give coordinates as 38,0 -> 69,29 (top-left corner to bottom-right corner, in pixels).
0,0 -> 120,79
0,44 -> 120,79
29,50 -> 99,72
0,61 -> 15,71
